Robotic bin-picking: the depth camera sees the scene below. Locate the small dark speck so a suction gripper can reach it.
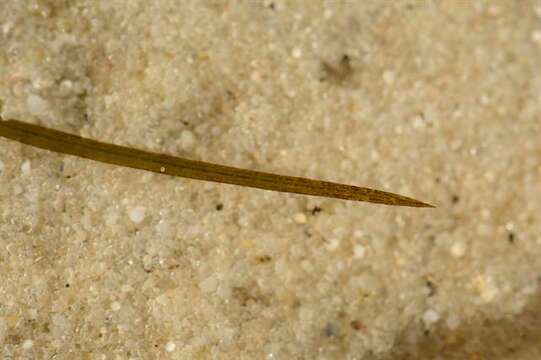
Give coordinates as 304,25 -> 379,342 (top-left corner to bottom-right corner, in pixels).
323,323 -> 337,337
216,203 -> 224,211
268,3 -> 275,10
304,230 -> 312,238
350,320 -> 363,331
311,206 -> 322,215
426,280 -> 436,297
321,54 -> 353,84
451,195 -> 460,204
424,329 -> 430,336
65,283 -> 70,288
508,232 -> 515,244
256,255 -> 272,263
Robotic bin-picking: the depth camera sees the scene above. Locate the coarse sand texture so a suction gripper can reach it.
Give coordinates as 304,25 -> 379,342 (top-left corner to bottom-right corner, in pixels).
1,1 -> 541,359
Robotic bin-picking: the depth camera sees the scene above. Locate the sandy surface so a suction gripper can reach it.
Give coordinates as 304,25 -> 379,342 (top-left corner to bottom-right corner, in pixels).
1,1 -> 541,359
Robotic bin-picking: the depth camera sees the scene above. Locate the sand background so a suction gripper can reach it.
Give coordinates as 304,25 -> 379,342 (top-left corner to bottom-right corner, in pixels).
1,1 -> 541,359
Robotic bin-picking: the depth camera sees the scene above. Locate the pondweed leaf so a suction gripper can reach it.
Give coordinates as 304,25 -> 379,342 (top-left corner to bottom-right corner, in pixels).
0,117 -> 433,207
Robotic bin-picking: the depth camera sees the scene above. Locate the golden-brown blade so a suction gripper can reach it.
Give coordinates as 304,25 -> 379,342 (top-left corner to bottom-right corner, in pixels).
0,117 -> 434,207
